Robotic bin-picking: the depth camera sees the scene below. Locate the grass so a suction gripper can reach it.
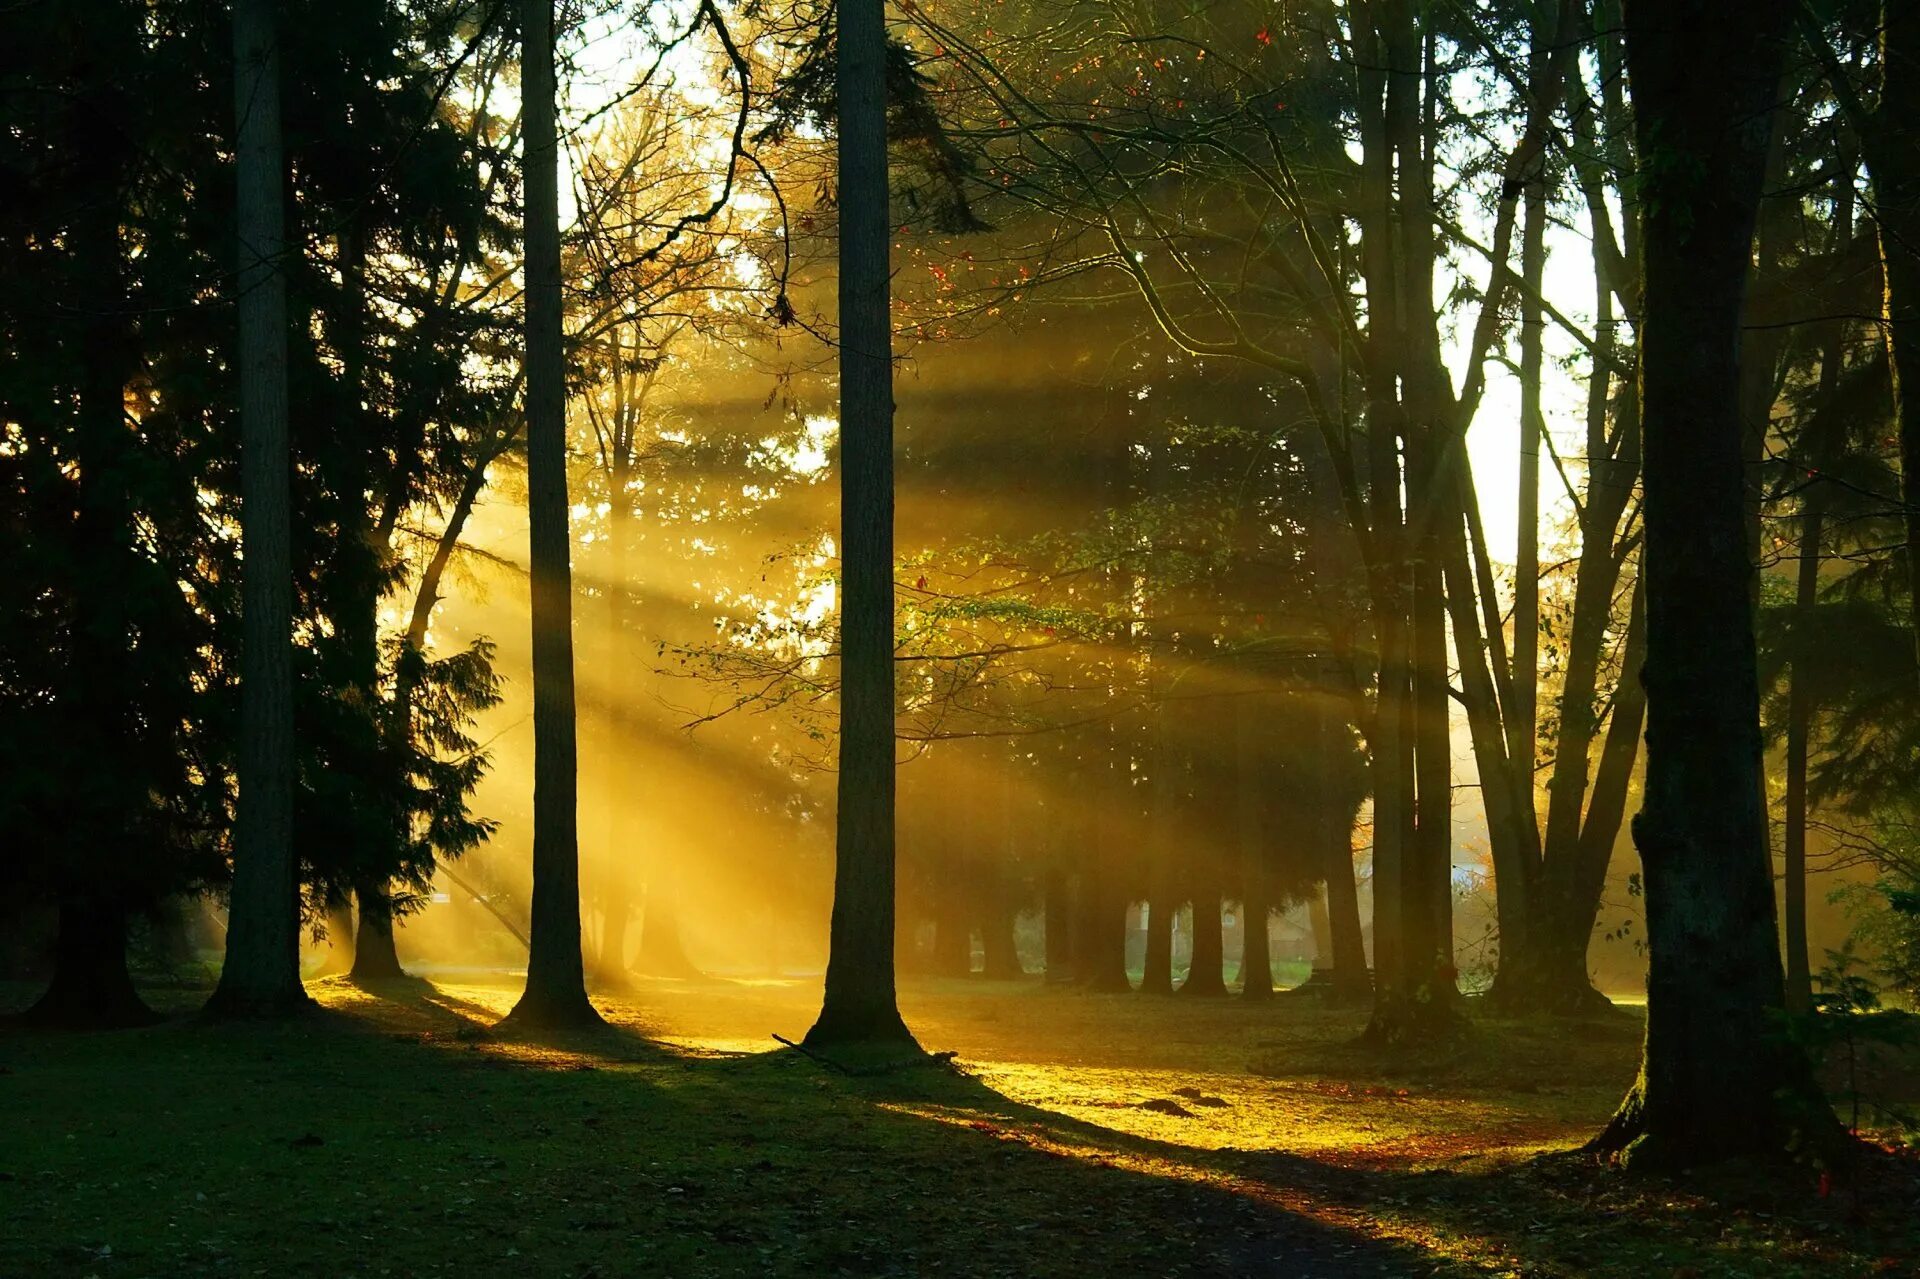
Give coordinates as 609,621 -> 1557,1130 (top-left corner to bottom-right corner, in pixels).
2,973 -> 1916,1277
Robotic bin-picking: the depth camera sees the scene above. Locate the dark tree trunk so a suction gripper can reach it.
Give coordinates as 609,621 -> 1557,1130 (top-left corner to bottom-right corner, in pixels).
22,899 -> 157,1028
209,0 -> 307,1019
1239,895 -> 1274,1002
349,885 -> 404,981
1871,4 -> 1920,669
1043,864 -> 1073,982
1139,895 -> 1176,995
1180,890 -> 1228,997
1782,505 -> 1822,1015
502,0 -> 600,1032
804,0 -> 915,1051
1075,871 -> 1133,992
1592,0 -> 1833,1168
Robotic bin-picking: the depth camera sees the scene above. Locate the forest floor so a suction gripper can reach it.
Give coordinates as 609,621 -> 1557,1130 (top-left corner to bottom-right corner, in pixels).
3,973 -> 1917,1277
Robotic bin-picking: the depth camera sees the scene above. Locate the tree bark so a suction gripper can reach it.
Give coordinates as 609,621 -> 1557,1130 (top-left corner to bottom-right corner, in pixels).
1593,0 -> 1834,1167
1874,3 -> 1920,669
502,0 -> 600,1031
209,0 -> 307,1018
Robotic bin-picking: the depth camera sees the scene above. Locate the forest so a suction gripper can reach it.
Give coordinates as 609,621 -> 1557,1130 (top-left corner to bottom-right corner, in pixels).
4,0 -> 1920,1274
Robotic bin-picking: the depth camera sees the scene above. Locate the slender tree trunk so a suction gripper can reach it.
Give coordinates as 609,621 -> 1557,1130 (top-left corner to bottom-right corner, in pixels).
804,0 -> 916,1050
503,0 -> 600,1031
1782,505 -> 1822,1015
210,0 -> 306,1018
1593,0 -> 1833,1166
1325,812 -> 1372,1003
23,899 -> 157,1028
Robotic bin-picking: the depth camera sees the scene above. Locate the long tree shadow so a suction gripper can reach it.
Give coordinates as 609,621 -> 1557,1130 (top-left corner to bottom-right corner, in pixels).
786,1050 -> 1920,1278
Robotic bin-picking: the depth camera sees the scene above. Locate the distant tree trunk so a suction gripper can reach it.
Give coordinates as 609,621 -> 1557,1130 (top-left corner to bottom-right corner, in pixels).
930,871 -> 972,977
1239,895 -> 1274,1002
1782,504 -> 1822,1015
596,888 -> 632,985
1139,895 -> 1176,995
1075,871 -> 1132,992
210,0 -> 307,1018
638,877 -> 701,977
1180,890 -> 1227,997
349,886 -> 404,981
1324,816 -> 1372,1003
1235,693 -> 1272,1000
1592,0 -> 1834,1167
804,0 -> 915,1051
1043,864 -> 1073,982
502,0 -> 599,1031
23,899 -> 157,1028
1309,888 -> 1334,971
979,888 -> 1023,980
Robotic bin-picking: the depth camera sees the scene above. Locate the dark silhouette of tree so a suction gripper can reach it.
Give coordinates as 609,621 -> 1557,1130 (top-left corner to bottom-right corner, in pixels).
209,0 -> 307,1019
805,0 -> 919,1051
1590,0 -> 1833,1167
502,0 -> 601,1031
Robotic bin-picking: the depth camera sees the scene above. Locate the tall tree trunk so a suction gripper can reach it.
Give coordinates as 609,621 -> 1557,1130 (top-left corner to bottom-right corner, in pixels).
1593,0 -> 1833,1167
23,899 -> 157,1028
503,0 -> 600,1031
804,0 -> 915,1050
210,0 -> 306,1018
1782,505 -> 1822,1015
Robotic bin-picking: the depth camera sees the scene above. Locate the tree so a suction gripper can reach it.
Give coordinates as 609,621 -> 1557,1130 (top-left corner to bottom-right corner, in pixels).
1590,0 -> 1833,1167
502,0 -> 601,1031
805,0 -> 919,1051
209,0 -> 308,1018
